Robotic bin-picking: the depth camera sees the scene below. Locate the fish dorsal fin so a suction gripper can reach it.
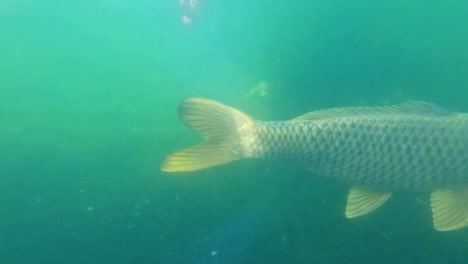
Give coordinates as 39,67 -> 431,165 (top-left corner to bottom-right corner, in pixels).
345,187 -> 393,218
431,188 -> 468,231
291,101 -> 450,123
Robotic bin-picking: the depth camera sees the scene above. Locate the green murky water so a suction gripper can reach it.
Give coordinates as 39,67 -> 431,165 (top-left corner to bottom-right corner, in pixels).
1,0 -> 467,263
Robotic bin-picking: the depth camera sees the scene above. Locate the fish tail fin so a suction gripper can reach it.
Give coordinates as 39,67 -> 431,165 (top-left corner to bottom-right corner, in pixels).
161,98 -> 255,172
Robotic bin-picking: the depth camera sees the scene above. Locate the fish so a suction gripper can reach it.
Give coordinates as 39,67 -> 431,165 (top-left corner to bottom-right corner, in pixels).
161,98 -> 468,231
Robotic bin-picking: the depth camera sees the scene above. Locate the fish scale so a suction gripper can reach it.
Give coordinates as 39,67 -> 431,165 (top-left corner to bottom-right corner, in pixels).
162,98 -> 468,231
236,115 -> 468,191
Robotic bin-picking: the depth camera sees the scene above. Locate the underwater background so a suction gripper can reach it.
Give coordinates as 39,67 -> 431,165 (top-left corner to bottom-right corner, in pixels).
1,0 -> 468,263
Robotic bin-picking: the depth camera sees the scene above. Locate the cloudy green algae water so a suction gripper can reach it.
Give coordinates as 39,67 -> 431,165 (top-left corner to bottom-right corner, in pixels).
1,0 -> 468,263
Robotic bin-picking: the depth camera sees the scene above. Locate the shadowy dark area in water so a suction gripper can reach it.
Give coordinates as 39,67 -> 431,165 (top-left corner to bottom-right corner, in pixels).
1,0 -> 467,263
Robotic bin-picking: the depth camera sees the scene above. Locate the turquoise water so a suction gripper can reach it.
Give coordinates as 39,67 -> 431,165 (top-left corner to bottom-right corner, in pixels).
1,0 -> 468,263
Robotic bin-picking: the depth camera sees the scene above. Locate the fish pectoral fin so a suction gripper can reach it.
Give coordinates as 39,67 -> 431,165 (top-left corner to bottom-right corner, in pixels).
345,187 -> 392,218
431,188 -> 468,231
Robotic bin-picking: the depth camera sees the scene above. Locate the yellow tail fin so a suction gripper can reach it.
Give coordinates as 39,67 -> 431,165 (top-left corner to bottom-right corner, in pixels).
161,98 -> 255,172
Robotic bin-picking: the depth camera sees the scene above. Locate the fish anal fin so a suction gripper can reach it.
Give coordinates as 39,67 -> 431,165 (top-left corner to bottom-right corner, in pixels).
431,188 -> 468,231
345,187 -> 392,218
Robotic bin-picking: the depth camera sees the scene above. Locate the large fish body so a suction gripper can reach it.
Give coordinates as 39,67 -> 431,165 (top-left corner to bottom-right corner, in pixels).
161,98 -> 468,231
237,114 -> 468,192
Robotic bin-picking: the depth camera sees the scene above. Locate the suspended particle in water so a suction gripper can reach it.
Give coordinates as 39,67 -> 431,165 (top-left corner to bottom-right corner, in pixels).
180,0 -> 199,25
182,15 -> 192,24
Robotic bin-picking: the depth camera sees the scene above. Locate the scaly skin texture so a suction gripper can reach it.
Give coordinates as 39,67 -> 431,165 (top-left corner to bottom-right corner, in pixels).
232,115 -> 468,191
